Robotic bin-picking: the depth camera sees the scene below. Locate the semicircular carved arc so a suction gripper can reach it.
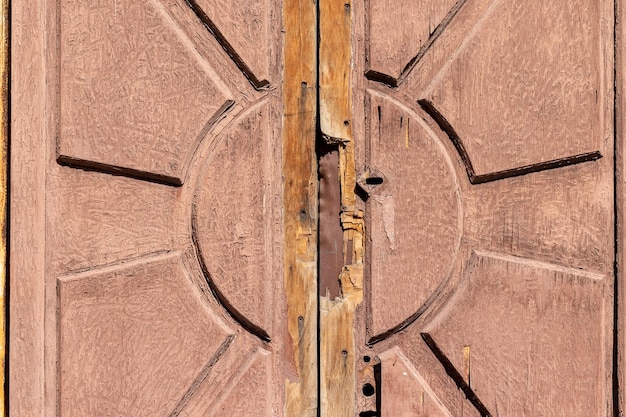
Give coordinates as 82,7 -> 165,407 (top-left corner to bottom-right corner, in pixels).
365,92 -> 465,344
193,101 -> 279,341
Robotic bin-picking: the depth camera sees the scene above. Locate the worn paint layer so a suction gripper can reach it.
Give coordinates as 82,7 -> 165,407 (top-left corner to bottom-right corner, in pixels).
0,0 -> 7,412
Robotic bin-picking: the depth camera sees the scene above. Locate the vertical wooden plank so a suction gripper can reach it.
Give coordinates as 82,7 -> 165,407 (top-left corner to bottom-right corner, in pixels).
0,0 -> 7,414
617,0 -> 625,414
10,0 -> 47,415
282,0 -> 318,416
319,1 -> 363,417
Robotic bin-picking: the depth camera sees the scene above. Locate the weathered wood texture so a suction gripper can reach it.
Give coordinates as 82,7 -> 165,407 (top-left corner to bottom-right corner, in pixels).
0,0 -> 7,413
319,1 -> 364,417
353,0 -> 615,415
282,0 -> 319,415
11,0 -> 316,415
618,0 -> 626,414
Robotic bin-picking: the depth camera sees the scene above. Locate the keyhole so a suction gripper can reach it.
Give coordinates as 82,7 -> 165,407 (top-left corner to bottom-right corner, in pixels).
365,176 -> 384,185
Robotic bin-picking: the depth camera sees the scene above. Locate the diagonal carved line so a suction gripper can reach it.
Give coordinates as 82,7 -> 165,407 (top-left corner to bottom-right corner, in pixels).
418,99 -> 603,184
421,333 -> 493,417
168,334 -> 236,417
365,0 -> 468,87
185,0 -> 270,90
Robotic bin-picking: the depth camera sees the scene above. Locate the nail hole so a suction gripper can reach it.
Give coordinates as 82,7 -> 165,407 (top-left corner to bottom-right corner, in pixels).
341,350 -> 348,357
362,383 -> 375,397
365,176 -> 384,185
343,120 -> 350,126
363,355 -> 371,363
301,81 -> 307,88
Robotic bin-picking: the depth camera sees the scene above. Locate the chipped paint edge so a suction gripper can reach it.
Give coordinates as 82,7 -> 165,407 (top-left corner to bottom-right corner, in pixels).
319,1 -> 363,416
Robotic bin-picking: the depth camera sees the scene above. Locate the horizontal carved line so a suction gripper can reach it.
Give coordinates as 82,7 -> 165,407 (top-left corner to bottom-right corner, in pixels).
57,155 -> 183,186
418,99 -> 602,184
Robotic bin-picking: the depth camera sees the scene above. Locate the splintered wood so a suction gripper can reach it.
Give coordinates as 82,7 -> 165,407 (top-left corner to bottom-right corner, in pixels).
283,0 -> 318,416
319,1 -> 363,417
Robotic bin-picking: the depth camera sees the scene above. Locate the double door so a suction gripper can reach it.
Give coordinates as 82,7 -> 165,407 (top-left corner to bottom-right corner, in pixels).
11,0 -> 616,416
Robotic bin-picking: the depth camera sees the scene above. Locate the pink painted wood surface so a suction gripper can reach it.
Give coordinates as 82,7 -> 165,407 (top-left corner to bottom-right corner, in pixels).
12,0 -> 296,415
352,0 -> 615,415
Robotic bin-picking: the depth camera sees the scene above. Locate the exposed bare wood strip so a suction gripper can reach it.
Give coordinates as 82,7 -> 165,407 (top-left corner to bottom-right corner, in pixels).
282,0 -> 318,415
319,1 -> 363,416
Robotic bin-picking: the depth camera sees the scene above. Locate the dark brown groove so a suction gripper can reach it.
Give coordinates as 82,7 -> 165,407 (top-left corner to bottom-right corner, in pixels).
364,0 -> 468,88
421,333 -> 492,417
57,99 -> 235,187
184,0 -> 270,90
56,156 -> 183,187
168,334 -> 236,417
191,204 -> 271,342
419,99 -> 603,184
363,70 -> 397,88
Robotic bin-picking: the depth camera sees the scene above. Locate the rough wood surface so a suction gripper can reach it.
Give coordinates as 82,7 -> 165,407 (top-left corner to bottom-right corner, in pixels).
10,0 -> 47,415
12,0 -> 304,415
352,0 -> 615,415
0,0 -> 7,413
319,1 -> 364,417
188,0 -> 271,87
420,0 -> 603,181
618,0 -> 626,414
282,0 -> 318,415
365,0 -> 460,85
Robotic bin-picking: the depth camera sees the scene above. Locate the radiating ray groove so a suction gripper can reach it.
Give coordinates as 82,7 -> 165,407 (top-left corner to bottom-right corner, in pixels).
421,333 -> 492,417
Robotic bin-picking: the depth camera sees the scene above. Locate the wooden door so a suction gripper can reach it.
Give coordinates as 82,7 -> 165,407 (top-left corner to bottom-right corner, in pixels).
9,0 -> 619,416
10,1 -> 318,416
318,0 -> 616,416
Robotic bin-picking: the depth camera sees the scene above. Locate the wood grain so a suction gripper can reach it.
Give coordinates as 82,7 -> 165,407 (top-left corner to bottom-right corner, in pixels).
282,0 -> 318,415
318,1 -> 365,417
618,0 -> 626,414
420,0 -> 604,180
0,0 -> 7,412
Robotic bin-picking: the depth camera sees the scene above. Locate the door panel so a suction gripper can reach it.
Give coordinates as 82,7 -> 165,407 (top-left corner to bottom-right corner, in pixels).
352,0 -> 614,415
10,0 -> 617,415
11,0 -> 318,416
